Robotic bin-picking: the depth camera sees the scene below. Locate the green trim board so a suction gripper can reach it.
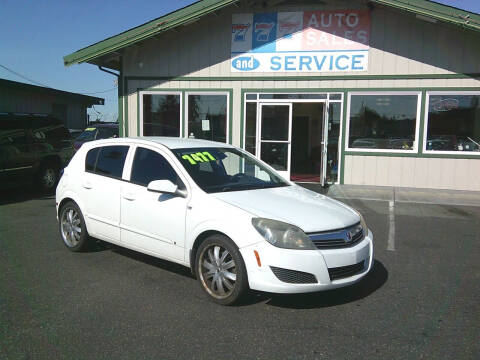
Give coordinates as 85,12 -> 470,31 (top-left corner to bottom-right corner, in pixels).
64,0 -> 480,69
124,73 -> 480,82
372,0 -> 480,31
134,88 -> 234,144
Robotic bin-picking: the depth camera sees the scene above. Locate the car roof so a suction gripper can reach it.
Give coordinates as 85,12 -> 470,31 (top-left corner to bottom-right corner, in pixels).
86,136 -> 236,150
86,123 -> 118,128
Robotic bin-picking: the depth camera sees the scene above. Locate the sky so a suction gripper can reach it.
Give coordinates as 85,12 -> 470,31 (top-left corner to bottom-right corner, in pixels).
0,0 -> 479,122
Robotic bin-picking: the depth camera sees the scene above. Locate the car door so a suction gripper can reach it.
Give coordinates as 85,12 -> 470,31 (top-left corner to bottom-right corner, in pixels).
120,145 -> 188,261
80,144 -> 130,243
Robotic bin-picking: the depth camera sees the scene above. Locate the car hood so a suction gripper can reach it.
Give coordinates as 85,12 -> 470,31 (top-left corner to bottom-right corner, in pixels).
211,185 -> 359,233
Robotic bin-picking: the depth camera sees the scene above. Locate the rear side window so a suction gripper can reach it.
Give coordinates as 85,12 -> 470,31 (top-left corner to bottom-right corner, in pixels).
85,147 -> 100,172
130,147 -> 183,188
85,146 -> 129,179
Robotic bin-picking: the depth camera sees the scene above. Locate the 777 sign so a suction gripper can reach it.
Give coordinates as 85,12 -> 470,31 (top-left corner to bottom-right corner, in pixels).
254,22 -> 275,41
232,23 -> 251,41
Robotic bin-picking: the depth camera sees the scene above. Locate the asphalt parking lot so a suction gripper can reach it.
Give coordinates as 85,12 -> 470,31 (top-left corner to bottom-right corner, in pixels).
0,189 -> 479,360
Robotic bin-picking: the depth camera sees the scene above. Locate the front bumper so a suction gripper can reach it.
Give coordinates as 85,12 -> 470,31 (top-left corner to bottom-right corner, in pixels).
239,230 -> 374,294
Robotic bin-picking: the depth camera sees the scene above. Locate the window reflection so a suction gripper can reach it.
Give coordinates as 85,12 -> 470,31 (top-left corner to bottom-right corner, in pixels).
426,94 -> 480,152
143,94 -> 181,137
188,94 -> 227,143
348,94 -> 418,150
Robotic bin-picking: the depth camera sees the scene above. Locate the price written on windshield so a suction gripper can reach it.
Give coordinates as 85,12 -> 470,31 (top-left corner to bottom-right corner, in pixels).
181,151 -> 216,165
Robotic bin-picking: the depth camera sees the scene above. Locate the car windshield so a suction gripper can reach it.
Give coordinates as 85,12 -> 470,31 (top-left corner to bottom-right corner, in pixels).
76,128 -> 98,141
171,147 -> 289,193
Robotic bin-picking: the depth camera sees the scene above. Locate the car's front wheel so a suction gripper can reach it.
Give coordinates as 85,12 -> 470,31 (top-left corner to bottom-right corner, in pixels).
59,201 -> 91,252
195,234 -> 249,305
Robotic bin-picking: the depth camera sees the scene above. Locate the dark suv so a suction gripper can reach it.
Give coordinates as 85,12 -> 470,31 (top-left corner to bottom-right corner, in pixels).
0,114 -> 74,192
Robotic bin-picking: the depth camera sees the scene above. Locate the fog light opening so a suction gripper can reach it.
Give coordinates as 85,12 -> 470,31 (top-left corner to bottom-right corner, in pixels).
254,250 -> 261,267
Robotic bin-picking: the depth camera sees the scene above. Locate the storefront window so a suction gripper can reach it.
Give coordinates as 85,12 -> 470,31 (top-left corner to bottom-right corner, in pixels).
142,94 -> 181,137
347,93 -> 420,151
425,93 -> 480,153
245,102 -> 257,155
187,94 -> 228,143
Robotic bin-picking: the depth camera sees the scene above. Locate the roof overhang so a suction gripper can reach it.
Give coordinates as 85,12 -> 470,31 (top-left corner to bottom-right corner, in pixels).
63,0 -> 480,70
63,0 -> 239,69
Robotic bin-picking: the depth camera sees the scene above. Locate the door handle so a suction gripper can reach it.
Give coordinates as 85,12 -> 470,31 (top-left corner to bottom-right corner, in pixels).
122,192 -> 136,201
82,181 -> 93,189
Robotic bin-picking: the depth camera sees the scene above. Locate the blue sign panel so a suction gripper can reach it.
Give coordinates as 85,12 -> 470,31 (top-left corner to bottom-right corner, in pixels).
252,13 -> 277,53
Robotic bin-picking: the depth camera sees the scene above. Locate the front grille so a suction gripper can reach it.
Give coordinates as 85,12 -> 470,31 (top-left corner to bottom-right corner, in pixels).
308,223 -> 365,249
270,266 -> 317,284
328,261 -> 366,281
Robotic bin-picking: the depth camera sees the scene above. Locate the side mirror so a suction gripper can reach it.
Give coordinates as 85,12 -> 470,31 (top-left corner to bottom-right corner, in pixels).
147,180 -> 186,198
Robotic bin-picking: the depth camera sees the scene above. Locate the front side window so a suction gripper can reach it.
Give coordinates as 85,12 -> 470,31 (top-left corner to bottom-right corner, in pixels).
77,128 -> 98,141
130,147 -> 184,188
425,93 -> 480,153
87,146 -> 129,179
172,147 -> 288,193
347,93 -> 420,151
187,94 -> 228,143
142,93 -> 181,137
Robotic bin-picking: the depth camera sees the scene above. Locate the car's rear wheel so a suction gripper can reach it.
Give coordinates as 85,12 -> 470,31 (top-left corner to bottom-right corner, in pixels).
59,201 -> 90,252
195,234 -> 248,305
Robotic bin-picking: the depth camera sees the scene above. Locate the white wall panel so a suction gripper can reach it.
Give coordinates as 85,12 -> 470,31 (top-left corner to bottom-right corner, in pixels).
345,155 -> 480,191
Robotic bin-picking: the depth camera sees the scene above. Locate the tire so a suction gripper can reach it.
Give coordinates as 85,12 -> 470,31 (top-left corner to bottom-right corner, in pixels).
59,201 -> 91,252
37,162 -> 58,193
195,234 -> 249,305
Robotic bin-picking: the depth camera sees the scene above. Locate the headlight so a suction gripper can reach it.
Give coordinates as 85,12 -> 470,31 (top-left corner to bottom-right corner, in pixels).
251,218 -> 316,250
355,211 -> 368,237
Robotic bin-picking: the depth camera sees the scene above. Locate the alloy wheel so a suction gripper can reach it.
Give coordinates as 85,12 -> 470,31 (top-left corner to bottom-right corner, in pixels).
61,208 -> 82,247
42,168 -> 56,189
199,244 -> 237,299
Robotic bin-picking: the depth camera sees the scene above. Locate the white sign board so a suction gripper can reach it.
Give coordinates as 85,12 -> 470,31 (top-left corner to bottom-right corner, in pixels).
231,10 -> 370,73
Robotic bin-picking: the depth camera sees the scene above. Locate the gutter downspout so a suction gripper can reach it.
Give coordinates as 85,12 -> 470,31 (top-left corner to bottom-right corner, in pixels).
98,63 -> 126,137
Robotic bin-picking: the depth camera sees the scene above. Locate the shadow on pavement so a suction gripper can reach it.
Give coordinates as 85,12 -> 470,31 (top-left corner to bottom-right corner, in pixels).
250,260 -> 388,309
111,245 -> 194,279
0,187 -> 54,206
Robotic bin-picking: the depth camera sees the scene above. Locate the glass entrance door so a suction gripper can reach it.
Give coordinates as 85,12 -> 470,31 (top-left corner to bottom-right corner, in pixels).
258,104 -> 292,179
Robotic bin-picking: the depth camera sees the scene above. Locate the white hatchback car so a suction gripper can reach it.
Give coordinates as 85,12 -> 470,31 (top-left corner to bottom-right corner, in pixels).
56,137 -> 373,305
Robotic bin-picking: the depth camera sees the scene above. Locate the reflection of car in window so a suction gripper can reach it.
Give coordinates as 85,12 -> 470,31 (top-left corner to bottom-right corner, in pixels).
0,114 -> 74,192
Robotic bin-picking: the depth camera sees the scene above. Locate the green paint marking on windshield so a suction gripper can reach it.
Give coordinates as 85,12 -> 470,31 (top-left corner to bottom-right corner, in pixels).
181,151 -> 216,165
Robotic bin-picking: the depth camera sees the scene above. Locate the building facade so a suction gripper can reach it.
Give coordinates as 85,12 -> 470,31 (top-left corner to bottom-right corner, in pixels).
0,78 -> 104,129
65,0 -> 480,191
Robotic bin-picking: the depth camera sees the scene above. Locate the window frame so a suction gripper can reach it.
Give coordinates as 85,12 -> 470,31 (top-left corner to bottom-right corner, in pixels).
84,145 -> 130,180
139,91 -> 183,137
345,91 -> 422,154
185,91 -> 230,144
123,144 -> 191,193
423,91 -> 480,156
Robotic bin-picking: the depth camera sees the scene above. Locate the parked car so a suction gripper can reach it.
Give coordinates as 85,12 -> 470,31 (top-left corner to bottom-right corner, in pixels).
56,137 -> 373,305
73,123 -> 118,151
69,128 -> 84,140
0,113 -> 74,191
